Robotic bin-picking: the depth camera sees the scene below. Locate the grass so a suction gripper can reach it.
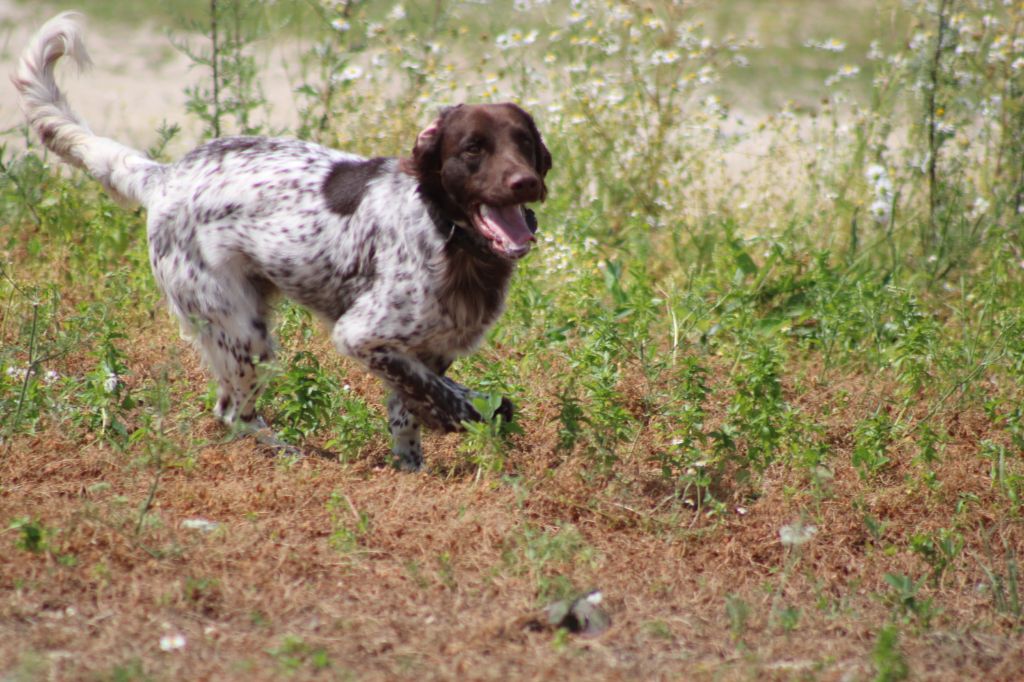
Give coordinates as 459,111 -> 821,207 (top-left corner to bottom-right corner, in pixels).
3,0 -> 1024,679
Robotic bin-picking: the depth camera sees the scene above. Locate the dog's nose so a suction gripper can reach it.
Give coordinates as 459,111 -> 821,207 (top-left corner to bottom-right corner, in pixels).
508,172 -> 540,195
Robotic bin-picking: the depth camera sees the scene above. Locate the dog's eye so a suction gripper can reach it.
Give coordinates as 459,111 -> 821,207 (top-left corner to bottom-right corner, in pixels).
463,141 -> 483,155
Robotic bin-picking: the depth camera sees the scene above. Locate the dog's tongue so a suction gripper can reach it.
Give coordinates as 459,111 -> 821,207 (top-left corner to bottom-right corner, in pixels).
479,204 -> 535,251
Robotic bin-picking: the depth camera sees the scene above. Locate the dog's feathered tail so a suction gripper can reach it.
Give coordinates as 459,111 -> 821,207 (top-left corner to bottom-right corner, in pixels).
12,12 -> 163,206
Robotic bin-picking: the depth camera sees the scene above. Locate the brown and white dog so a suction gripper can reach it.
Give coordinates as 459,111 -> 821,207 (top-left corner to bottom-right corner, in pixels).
14,13 -> 552,469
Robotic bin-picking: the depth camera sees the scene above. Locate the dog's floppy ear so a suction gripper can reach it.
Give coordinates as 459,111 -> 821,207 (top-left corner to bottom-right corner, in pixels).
522,109 -> 552,179
411,105 -> 460,169
535,133 -> 552,178
412,119 -> 441,160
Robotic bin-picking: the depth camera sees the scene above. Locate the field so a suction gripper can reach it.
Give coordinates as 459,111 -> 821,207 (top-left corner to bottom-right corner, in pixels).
2,0 -> 1024,679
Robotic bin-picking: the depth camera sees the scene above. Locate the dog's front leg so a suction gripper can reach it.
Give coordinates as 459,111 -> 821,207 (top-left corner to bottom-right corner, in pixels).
334,327 -> 513,469
366,349 -> 480,432
384,355 -> 451,471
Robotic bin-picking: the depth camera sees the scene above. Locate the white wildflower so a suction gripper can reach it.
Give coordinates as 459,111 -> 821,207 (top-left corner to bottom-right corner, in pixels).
336,65 -> 363,82
865,164 -> 894,224
159,633 -> 186,652
602,39 -> 621,56
806,37 -> 846,53
387,4 -> 406,21
330,18 -> 350,32
869,198 -> 892,224
909,32 -> 930,52
641,15 -> 665,32
779,521 -> 818,548
103,372 -> 120,394
703,95 -> 727,118
610,5 -> 631,22
604,89 -> 625,105
497,29 -> 533,50
865,163 -> 886,184
969,196 -> 990,221
825,64 -> 860,87
181,518 -> 220,533
650,49 -> 681,65
697,64 -> 717,84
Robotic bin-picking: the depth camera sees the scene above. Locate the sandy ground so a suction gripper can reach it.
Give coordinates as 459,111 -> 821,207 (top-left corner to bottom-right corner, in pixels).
0,2 -> 303,155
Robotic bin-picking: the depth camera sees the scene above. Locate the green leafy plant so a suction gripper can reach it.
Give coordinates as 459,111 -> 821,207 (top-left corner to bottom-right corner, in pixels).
458,392 -> 522,476
852,410 -> 895,480
260,351 -> 340,445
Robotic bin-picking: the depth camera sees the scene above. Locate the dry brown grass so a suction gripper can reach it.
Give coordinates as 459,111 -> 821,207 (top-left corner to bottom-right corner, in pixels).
3,326 -> 1022,680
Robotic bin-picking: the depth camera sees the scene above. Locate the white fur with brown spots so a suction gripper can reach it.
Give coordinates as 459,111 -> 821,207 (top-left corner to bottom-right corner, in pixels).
14,12 -> 551,470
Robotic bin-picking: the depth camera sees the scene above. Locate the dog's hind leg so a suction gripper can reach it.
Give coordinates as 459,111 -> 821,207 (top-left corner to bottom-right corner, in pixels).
162,264 -> 274,427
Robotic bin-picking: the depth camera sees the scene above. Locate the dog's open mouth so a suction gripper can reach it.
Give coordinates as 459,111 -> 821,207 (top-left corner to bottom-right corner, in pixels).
471,204 -> 536,260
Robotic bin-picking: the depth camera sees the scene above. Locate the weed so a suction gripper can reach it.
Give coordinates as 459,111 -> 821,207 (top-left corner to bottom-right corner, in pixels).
325,490 -> 372,557
852,410 -> 896,480
980,440 -> 1023,512
173,0 -> 272,139
871,624 -> 910,682
724,593 -> 751,641
502,522 -> 595,604
76,322 -> 136,444
976,531 -> 1022,624
774,605 -> 800,633
259,351 -> 340,445
882,573 -> 934,628
268,634 -> 331,673
458,392 -> 522,476
9,516 -> 49,554
555,381 -> 584,454
656,356 -> 711,494
326,391 -> 385,462
909,528 -> 963,587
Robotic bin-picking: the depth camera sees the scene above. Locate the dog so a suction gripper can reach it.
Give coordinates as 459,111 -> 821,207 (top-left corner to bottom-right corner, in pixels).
14,13 -> 551,470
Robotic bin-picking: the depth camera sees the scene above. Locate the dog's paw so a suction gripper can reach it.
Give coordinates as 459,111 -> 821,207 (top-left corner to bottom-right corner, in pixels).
391,439 -> 424,472
496,396 -> 515,423
392,453 -> 424,473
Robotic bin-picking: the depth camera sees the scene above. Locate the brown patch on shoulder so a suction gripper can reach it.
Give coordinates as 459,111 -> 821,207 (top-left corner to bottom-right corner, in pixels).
322,157 -> 388,216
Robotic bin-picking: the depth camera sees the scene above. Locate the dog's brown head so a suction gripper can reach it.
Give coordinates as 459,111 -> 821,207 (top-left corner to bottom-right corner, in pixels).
403,103 -> 551,260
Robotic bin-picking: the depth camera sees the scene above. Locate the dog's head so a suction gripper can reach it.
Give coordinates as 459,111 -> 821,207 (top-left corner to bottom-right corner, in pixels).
404,103 -> 551,260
